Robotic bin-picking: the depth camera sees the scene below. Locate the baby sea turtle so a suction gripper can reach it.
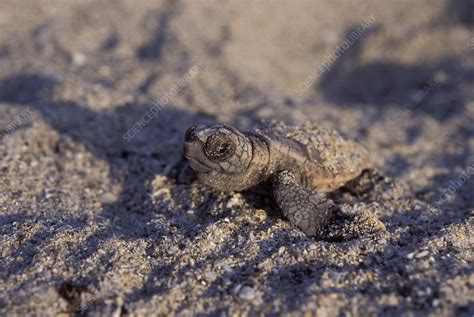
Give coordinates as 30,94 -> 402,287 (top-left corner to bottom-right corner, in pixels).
183,121 -> 385,240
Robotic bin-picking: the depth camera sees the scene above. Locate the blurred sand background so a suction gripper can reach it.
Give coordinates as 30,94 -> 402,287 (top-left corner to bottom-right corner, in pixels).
0,0 -> 473,316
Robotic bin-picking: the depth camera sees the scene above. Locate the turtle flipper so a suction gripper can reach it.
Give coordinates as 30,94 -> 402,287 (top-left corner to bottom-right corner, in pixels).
273,170 -> 385,240
273,170 -> 334,236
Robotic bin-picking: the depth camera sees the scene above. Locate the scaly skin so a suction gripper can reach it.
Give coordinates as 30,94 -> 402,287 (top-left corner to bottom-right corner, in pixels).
183,122 -> 385,240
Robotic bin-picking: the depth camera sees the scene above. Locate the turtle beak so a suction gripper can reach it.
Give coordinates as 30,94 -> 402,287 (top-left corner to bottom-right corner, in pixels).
183,125 -> 203,159
184,125 -> 205,142
183,126 -> 215,173
183,142 -> 194,159
183,141 -> 214,173
188,157 -> 213,173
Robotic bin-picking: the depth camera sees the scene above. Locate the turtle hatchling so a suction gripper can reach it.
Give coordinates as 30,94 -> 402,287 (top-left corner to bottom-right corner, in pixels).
183,121 -> 385,240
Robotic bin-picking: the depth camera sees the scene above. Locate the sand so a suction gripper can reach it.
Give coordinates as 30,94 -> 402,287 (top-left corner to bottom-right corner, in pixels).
0,0 -> 473,316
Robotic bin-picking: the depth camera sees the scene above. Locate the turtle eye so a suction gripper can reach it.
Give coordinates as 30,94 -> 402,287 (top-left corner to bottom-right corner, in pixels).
204,133 -> 236,161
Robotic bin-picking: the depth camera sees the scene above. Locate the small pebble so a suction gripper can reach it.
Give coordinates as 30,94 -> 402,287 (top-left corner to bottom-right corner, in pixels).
100,192 -> 117,204
416,250 -> 430,258
278,246 -> 286,255
226,196 -> 240,209
72,51 -> 87,66
239,286 -> 256,300
205,271 -> 217,282
231,284 -> 241,295
222,263 -> 232,273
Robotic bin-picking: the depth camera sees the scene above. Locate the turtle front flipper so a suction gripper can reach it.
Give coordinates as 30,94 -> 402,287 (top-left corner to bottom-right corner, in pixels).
273,170 -> 385,240
273,170 -> 334,236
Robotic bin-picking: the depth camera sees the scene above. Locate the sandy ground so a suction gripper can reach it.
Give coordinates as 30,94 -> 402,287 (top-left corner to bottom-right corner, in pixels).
0,0 -> 473,316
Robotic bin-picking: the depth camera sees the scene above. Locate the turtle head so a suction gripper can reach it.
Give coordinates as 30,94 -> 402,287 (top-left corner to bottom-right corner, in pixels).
183,124 -> 254,190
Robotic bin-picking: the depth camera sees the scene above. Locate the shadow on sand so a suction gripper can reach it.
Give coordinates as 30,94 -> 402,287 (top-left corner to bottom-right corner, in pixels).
318,25 -> 473,123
